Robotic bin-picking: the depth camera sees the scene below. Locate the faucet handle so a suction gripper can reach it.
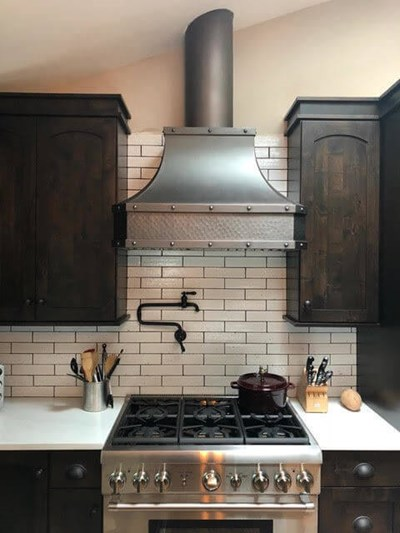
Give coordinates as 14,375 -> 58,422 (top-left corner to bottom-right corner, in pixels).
174,328 -> 187,352
181,291 -> 197,307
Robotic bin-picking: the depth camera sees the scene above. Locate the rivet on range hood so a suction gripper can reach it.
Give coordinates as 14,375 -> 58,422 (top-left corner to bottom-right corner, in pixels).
113,9 -> 306,251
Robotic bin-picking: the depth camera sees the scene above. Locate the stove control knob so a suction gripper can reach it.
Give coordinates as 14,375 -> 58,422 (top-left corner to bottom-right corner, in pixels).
154,470 -> 171,493
202,470 -> 222,492
252,469 -> 269,493
109,470 -> 126,495
274,469 -> 292,493
230,473 -> 242,491
296,469 -> 314,493
132,470 -> 149,493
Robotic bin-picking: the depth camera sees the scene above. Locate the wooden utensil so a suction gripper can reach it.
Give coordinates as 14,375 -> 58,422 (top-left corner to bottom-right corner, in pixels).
81,350 -> 98,382
104,354 -> 118,379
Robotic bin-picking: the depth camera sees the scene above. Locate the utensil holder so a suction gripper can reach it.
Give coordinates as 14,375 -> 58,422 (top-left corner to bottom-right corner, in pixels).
83,381 -> 106,412
298,369 -> 328,413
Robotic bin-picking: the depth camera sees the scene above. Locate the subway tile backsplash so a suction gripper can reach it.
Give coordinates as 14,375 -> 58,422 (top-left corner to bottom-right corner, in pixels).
0,133 -> 356,398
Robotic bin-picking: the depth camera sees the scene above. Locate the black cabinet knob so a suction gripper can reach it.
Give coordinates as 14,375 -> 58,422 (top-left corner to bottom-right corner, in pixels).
25,298 -> 34,306
353,515 -> 373,531
303,300 -> 312,311
89,505 -> 99,518
353,462 -> 375,479
66,463 -> 87,480
34,468 -> 45,480
38,298 -> 46,305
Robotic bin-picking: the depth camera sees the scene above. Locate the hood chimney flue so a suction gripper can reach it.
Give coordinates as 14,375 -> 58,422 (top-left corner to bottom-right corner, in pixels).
185,9 -> 233,127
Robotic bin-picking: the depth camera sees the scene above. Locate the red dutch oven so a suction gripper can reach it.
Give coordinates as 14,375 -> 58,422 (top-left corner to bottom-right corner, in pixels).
231,367 -> 295,414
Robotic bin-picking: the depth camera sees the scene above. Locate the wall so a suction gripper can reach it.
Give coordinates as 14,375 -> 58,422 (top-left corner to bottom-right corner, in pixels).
39,0 -> 400,134
0,133 -> 356,398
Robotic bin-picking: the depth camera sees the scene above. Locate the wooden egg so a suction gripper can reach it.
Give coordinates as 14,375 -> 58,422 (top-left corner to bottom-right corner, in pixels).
340,389 -> 362,411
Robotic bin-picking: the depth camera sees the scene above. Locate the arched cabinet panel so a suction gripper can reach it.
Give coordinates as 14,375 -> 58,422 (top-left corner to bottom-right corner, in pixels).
285,115 -> 379,325
0,94 -> 130,324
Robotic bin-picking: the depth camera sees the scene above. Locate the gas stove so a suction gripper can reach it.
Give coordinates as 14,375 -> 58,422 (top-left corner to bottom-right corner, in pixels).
102,395 -> 321,495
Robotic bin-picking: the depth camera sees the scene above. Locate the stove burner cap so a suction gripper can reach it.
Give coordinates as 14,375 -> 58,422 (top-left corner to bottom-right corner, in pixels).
196,426 -> 231,439
258,427 -> 294,439
127,426 -> 163,438
194,406 -> 226,422
136,405 -> 168,421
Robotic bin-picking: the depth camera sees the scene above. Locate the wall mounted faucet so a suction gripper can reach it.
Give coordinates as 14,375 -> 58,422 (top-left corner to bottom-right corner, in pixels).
136,292 -> 200,352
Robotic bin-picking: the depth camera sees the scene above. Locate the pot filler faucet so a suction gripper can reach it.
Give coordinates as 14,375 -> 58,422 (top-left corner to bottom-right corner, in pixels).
136,291 -> 200,352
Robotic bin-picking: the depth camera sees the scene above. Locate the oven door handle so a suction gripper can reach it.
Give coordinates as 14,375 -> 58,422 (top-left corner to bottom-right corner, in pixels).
108,501 -> 315,511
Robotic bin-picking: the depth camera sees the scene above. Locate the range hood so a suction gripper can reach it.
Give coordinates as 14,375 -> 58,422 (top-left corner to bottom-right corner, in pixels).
113,9 -> 306,251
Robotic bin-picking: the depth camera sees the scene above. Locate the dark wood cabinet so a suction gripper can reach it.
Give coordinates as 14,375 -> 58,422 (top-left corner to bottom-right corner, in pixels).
0,449 -> 102,533
48,450 -> 102,533
0,451 -> 48,533
284,99 -> 380,325
0,93 -> 130,324
319,451 -> 400,532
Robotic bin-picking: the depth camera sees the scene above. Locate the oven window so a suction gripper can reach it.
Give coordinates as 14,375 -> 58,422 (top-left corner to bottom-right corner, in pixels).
149,520 -> 273,533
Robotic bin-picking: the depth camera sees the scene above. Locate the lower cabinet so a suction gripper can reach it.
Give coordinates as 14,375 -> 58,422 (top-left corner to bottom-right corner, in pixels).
0,451 -> 48,533
0,450 -> 102,533
319,451 -> 400,532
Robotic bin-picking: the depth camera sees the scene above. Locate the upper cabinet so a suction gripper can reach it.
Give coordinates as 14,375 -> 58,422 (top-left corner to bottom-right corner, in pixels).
284,99 -> 380,325
0,93 -> 130,324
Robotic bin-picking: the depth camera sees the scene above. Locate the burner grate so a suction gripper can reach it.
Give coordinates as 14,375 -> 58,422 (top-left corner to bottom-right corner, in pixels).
240,410 -> 310,445
107,396 -> 310,447
180,398 -> 244,444
110,398 -> 180,446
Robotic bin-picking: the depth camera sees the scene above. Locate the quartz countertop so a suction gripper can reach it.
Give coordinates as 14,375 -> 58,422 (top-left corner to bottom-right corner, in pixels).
1,396 -> 400,451
0,397 -> 123,450
291,398 -> 400,451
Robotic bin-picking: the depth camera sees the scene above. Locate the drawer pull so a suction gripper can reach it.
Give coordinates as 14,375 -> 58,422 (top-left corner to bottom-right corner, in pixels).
66,464 -> 87,480
353,462 -> 375,479
353,515 -> 373,532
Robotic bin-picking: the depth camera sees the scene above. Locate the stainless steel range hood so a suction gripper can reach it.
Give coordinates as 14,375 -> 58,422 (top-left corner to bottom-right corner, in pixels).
113,9 -> 306,251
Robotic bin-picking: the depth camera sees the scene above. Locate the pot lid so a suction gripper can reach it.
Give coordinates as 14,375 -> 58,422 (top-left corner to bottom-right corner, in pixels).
237,368 -> 288,392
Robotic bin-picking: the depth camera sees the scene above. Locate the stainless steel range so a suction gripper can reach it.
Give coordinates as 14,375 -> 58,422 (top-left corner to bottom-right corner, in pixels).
102,396 -> 321,533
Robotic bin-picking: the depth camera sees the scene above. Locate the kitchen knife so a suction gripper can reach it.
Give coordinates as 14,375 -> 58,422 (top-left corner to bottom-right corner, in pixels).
306,356 -> 315,384
319,370 -> 333,385
315,357 -> 329,385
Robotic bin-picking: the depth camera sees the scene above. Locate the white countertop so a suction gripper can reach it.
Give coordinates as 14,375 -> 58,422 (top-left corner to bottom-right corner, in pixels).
291,398 -> 400,451
1,396 -> 400,451
0,397 -> 123,450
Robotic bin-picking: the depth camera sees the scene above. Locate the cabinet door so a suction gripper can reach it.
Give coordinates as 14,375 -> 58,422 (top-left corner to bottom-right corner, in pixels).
300,120 -> 379,323
0,116 -> 36,321
319,487 -> 400,533
48,488 -> 102,533
0,451 -> 48,533
35,117 -> 117,322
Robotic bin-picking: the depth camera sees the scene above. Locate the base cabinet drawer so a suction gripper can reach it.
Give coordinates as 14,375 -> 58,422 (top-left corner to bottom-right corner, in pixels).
319,487 -> 400,532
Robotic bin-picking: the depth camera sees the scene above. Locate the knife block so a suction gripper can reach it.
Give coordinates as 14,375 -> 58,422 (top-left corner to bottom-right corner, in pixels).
298,369 -> 329,413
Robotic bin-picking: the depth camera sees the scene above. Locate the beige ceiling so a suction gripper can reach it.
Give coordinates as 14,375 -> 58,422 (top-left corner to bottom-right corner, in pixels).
0,0 -> 330,88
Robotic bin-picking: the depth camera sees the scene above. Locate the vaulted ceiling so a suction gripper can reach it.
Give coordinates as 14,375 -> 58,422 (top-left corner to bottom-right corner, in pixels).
0,0 -> 331,88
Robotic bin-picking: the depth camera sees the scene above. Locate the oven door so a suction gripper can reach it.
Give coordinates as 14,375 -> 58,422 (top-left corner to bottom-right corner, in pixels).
104,495 -> 318,533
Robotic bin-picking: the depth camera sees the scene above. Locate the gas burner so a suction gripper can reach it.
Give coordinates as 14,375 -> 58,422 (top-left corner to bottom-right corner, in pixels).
193,405 -> 227,422
125,424 -> 176,439
183,424 -> 238,439
136,405 -> 168,421
257,427 -> 294,439
249,412 -> 284,425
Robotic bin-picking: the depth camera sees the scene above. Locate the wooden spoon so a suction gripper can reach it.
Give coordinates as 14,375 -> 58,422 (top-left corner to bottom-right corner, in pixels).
81,350 -> 98,382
